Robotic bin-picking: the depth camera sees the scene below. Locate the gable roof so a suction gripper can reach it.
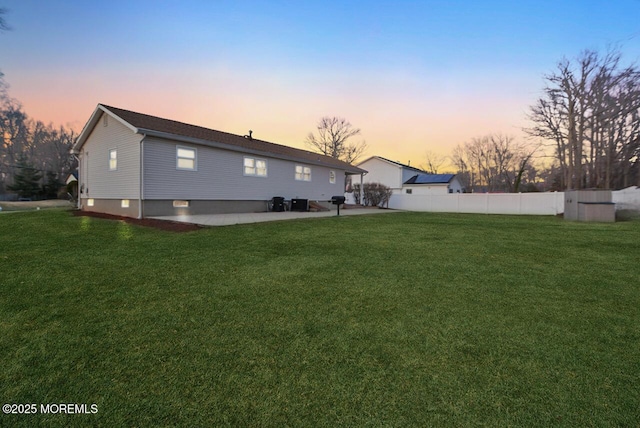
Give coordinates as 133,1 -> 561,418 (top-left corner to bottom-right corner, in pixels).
404,173 -> 456,185
73,104 -> 366,174
358,155 -> 425,173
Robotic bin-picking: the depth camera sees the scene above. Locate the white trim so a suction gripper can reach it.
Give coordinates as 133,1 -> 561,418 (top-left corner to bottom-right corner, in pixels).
73,105 -> 139,153
176,145 -> 197,171
295,165 -> 312,182
243,156 -> 268,177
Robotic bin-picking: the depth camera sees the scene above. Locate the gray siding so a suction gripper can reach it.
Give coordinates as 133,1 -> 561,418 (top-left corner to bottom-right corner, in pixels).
79,112 -> 141,199
402,168 -> 419,184
143,137 -> 345,201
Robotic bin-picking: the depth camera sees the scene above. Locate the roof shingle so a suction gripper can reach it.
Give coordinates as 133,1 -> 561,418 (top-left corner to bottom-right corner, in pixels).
94,104 -> 365,174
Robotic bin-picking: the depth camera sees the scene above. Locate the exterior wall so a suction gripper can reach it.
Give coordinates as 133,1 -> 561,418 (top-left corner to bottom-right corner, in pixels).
402,184 -> 450,195
389,192 -> 565,215
80,198 -> 140,218
79,112 -> 141,202
401,168 -> 419,184
142,137 -> 345,202
355,158 -> 403,190
143,200 -> 266,216
402,177 -> 463,195
449,177 -> 464,193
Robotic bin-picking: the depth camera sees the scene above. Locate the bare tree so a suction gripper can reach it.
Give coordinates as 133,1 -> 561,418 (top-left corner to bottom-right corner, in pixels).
305,116 -> 367,164
1,99 -> 77,194
526,49 -> 640,189
450,134 -> 537,192
0,7 -> 10,32
421,150 -> 447,174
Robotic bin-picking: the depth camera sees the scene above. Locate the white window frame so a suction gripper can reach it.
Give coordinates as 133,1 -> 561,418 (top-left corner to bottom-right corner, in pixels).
176,146 -> 197,171
109,149 -> 117,171
243,157 -> 268,177
329,170 -> 336,184
121,199 -> 130,208
295,165 -> 311,182
87,198 -> 94,207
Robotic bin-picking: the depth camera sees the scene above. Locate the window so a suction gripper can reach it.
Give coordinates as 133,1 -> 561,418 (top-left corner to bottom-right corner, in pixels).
329,170 -> 336,184
173,200 -> 189,208
177,146 -> 196,170
121,199 -> 130,208
406,189 -> 413,194
103,115 -> 108,127
109,149 -> 117,171
295,165 -> 311,181
87,198 -> 94,207
244,157 -> 267,177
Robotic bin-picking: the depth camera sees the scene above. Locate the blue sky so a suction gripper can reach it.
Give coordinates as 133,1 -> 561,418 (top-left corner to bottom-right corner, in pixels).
1,0 -> 639,167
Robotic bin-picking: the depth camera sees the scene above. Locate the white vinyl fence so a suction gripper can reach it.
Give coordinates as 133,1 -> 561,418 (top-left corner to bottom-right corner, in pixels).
347,186 -> 639,216
388,192 -> 565,215
612,186 -> 640,210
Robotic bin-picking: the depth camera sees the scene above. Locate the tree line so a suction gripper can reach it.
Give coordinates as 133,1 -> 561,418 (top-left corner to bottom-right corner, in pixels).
1,9 -> 77,199
306,49 -> 638,193
432,48 -> 639,193
0,74 -> 77,198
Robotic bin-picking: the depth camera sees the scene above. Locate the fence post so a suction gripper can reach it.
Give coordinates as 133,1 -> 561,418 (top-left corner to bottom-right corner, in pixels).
519,192 -> 522,214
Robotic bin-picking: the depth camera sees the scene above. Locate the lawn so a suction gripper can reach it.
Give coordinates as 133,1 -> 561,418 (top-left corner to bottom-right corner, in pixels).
1,210 -> 639,427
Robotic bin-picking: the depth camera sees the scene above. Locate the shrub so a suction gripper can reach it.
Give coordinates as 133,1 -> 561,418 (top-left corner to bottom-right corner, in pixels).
353,182 -> 392,207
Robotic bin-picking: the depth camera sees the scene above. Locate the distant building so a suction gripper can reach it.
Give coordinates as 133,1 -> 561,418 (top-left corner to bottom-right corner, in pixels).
403,173 -> 464,194
351,156 -> 426,193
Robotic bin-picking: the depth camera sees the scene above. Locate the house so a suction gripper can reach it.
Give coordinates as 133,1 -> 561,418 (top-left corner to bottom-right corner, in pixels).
350,156 -> 426,193
403,173 -> 464,194
65,172 -> 78,199
71,104 -> 366,218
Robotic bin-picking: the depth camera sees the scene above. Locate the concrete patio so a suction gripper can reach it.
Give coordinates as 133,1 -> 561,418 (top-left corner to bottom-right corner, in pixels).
150,207 -> 398,227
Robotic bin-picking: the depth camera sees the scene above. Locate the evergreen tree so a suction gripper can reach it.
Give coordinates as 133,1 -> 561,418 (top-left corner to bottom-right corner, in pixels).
7,153 -> 42,199
42,171 -> 63,199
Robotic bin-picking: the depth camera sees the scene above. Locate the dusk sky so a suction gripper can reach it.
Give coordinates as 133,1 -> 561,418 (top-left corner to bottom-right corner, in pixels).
1,0 -> 639,168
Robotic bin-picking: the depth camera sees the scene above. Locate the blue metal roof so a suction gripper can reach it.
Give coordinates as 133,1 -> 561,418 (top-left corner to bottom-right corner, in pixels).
404,174 -> 455,184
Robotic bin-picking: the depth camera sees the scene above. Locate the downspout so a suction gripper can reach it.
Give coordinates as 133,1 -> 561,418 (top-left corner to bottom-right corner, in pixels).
72,153 -> 80,209
139,135 -> 145,219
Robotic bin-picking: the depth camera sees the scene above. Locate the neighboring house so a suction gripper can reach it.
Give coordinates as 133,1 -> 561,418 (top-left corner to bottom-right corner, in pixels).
65,172 -> 78,199
403,173 -> 464,194
72,104 -> 366,218
351,156 -> 426,193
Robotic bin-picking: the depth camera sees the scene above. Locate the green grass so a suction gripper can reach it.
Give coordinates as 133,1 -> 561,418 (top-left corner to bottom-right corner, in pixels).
1,210 -> 639,427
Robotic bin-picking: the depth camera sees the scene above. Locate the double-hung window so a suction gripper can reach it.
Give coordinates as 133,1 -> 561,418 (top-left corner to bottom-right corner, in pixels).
295,165 -> 311,181
244,157 -> 267,177
176,146 -> 196,170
